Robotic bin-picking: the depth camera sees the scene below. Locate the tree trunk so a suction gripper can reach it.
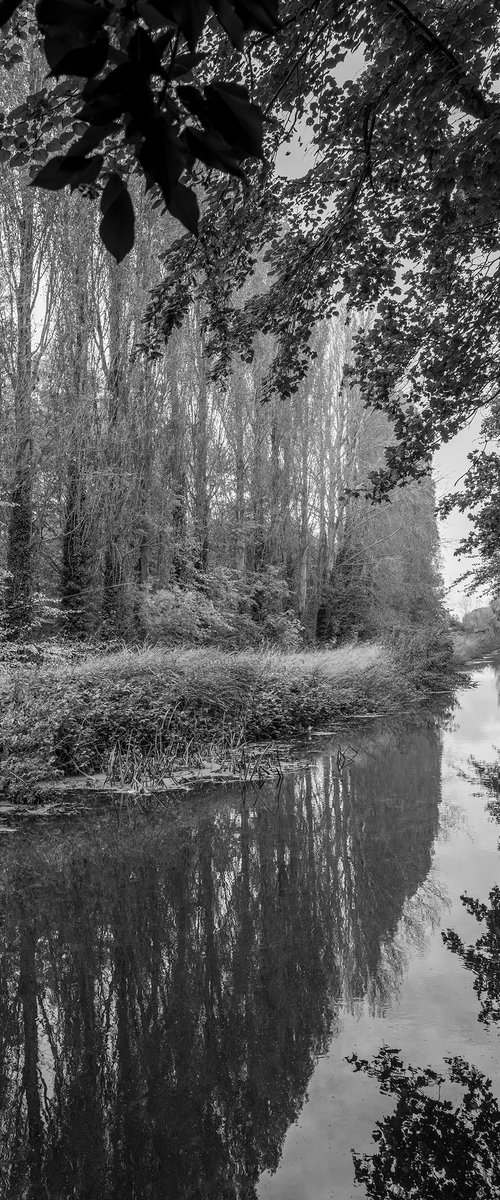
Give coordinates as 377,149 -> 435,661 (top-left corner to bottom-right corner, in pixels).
297,402 -> 309,625
61,457 -> 93,636
315,385 -> 328,639
267,405 -> 280,565
5,189 -> 34,638
234,375 -> 246,577
280,402 -> 294,586
193,307 -> 209,574
133,362 -> 154,634
169,346 -> 186,581
60,203 -> 94,636
250,387 -> 266,575
19,913 -> 44,1199
102,259 -> 127,634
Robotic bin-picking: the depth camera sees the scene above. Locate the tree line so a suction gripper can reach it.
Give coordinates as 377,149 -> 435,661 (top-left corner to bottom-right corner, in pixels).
0,79 -> 443,643
0,5 -> 498,611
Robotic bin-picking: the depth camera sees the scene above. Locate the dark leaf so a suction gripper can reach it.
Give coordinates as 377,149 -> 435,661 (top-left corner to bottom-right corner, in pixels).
233,0 -> 280,33
177,83 -> 210,125
136,2 -> 175,31
127,26 -> 166,77
36,0 -> 107,42
212,0 -> 245,48
100,171 -> 124,215
81,65 -> 155,128
45,32 -> 109,77
184,125 -> 245,175
31,153 -> 103,190
72,120 -> 121,156
148,0 -> 210,49
99,174 -> 135,261
205,80 -> 263,156
167,181 -> 199,234
80,68 -> 130,124
138,115 -> 187,203
0,0 -> 20,25
177,0 -> 211,48
170,51 -> 206,78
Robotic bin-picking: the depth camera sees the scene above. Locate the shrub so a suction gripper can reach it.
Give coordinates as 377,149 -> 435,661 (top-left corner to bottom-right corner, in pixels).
387,621 -> 456,690
139,566 -> 304,651
140,585 -> 235,645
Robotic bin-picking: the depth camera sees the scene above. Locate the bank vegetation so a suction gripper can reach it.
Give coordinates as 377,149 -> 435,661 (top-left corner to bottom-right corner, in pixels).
0,626 -> 459,800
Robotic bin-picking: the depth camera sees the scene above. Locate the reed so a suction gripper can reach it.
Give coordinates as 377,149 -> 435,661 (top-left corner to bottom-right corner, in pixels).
0,640 -> 446,798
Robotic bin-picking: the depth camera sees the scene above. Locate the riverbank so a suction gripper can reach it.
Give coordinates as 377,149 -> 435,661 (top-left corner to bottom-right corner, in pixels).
0,638 -> 459,800
451,628 -> 500,663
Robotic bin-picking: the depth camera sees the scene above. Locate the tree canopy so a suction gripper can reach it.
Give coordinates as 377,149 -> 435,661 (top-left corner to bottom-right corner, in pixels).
146,1 -> 500,587
1,1 -> 500,589
0,0 -> 277,257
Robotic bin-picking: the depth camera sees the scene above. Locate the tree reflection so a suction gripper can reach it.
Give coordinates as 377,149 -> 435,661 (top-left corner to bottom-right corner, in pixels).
0,725 -> 442,1199
442,744 -> 500,1031
471,754 -> 500,833
443,889 -> 500,1029
493,657 -> 500,710
348,1048 -> 500,1199
350,692 -> 500,1199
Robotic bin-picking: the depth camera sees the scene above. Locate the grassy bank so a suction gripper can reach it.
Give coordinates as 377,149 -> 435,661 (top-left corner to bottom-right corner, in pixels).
451,628 -> 500,663
0,638 -> 455,799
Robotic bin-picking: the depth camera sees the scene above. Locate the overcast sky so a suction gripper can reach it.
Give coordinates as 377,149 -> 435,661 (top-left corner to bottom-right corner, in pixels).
434,422 -> 489,615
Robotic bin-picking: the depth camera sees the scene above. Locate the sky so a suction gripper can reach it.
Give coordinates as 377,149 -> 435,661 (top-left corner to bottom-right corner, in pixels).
434,422 -> 489,616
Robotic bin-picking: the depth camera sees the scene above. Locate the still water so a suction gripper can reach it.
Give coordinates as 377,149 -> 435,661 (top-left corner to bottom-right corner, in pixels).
0,660 -> 499,1198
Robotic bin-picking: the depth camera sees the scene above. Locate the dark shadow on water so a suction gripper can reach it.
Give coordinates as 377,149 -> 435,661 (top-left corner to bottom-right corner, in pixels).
0,726 -> 443,1199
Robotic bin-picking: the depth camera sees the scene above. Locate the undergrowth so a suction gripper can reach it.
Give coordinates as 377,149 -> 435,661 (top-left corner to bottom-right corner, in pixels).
0,634 -> 456,799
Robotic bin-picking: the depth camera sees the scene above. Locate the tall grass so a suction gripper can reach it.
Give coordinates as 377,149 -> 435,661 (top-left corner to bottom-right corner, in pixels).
0,640 -> 443,796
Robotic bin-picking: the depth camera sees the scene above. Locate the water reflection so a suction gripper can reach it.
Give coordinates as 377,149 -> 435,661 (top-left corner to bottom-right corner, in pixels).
494,657 -> 500,707
349,662 -> 500,1199
349,1049 -> 500,1199
443,888 -> 500,1029
0,727 -> 442,1199
442,731 -> 500,1031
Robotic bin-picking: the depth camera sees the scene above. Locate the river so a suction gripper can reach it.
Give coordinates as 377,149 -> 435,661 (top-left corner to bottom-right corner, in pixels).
0,658 -> 499,1198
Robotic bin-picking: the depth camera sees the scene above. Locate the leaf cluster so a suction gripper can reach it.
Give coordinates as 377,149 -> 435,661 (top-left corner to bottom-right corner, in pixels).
0,0 -> 278,257
147,3 -> 500,429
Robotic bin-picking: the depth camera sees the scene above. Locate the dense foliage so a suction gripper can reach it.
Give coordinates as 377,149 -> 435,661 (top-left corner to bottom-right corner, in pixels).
0,0 -> 276,257
147,0 -> 500,589
0,143 -> 446,641
2,3 -> 484,635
